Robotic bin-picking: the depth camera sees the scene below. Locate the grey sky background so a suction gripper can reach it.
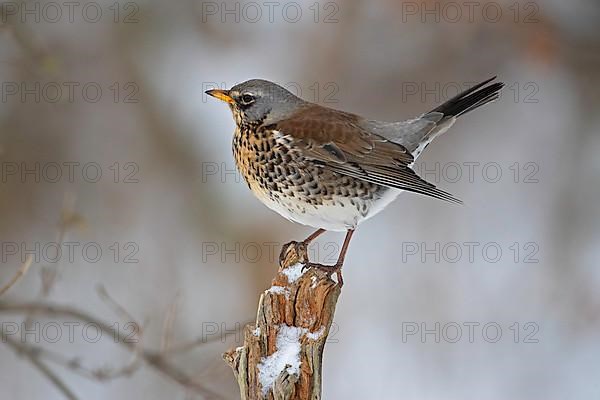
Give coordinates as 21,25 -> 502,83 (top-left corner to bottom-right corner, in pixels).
1,1 -> 599,399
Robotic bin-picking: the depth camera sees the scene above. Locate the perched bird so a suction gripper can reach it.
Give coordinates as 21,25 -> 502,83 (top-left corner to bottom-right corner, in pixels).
207,77 -> 504,285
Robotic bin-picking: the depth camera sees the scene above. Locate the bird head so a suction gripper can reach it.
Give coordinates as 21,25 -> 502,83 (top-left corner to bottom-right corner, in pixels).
206,79 -> 303,128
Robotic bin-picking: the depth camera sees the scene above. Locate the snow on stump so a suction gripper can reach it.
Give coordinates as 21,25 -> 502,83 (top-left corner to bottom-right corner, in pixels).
223,240 -> 342,400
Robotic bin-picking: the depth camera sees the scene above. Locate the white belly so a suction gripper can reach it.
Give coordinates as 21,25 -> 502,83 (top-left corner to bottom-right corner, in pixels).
256,189 -> 401,232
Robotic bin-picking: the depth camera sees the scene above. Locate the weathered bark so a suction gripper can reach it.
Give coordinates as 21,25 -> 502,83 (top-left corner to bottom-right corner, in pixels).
223,241 -> 341,400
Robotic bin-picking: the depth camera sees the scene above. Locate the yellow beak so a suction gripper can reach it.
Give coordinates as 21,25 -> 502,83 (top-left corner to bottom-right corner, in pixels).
205,89 -> 235,104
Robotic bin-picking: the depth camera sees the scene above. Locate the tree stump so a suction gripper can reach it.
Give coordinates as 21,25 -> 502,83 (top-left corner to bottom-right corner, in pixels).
223,241 -> 341,400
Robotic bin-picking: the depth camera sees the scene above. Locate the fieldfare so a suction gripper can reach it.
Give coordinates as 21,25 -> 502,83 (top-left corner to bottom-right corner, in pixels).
207,77 -> 504,285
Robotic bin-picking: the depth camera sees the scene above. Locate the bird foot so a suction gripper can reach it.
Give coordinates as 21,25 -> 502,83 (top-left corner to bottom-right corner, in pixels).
302,262 -> 344,287
280,238 -> 344,287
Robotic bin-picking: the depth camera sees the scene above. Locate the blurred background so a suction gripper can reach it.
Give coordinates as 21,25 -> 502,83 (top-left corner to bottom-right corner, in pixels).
1,0 -> 599,398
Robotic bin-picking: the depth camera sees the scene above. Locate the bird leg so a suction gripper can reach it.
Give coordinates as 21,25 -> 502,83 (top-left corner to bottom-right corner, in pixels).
306,229 -> 355,287
279,228 -> 326,266
303,228 -> 326,245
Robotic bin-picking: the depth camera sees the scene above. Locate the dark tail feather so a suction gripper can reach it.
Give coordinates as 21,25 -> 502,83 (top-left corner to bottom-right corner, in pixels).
430,76 -> 504,118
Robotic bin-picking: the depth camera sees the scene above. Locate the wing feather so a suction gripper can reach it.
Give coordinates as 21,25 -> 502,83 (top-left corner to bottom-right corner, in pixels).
266,104 -> 461,204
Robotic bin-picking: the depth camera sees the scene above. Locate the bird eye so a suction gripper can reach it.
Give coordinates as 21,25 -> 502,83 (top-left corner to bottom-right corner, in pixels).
240,93 -> 255,104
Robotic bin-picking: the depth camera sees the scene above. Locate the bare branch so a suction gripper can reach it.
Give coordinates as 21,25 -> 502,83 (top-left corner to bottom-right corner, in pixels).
160,291 -> 181,354
96,284 -> 136,323
95,284 -> 145,380
3,334 -> 79,400
0,255 -> 33,297
40,194 -> 84,296
0,302 -> 222,399
162,319 -> 252,357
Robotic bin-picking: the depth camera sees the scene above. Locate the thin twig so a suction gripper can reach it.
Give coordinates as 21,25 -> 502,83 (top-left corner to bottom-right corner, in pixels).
0,255 -> 33,297
11,343 -> 137,383
0,302 -> 222,399
24,346 -> 106,381
41,194 -> 83,296
96,284 -> 135,323
26,196 -> 82,331
161,291 -> 181,354
162,319 -> 252,357
95,284 -> 144,380
3,334 -> 79,400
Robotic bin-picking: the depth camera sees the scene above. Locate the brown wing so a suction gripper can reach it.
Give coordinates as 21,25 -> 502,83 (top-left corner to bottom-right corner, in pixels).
266,104 -> 461,204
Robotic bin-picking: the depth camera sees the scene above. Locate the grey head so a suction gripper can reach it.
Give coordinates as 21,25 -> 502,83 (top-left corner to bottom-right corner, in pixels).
205,79 -> 305,127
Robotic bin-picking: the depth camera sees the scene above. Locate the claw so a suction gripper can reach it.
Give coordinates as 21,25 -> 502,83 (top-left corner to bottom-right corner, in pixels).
279,233 -> 346,287
304,262 -> 344,287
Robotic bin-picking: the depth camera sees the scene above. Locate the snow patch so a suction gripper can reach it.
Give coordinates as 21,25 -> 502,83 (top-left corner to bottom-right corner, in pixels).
257,325 -> 304,395
306,326 -> 325,340
282,262 -> 305,283
256,324 -> 327,394
267,285 -> 288,296
310,276 -> 318,289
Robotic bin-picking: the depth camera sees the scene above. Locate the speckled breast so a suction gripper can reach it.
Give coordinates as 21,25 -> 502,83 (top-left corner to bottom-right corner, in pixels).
231,125 -> 394,230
